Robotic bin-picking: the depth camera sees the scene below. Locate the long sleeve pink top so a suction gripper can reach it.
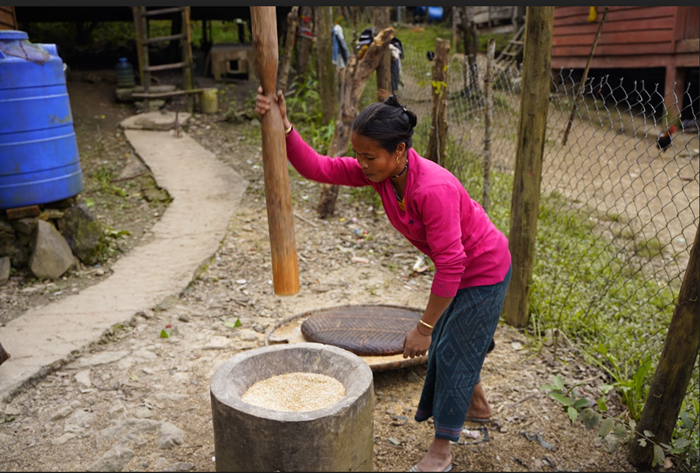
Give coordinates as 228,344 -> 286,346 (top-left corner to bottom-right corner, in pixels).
286,129 -> 512,298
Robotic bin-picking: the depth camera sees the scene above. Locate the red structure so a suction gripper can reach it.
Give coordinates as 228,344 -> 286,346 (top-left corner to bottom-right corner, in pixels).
551,6 -> 699,115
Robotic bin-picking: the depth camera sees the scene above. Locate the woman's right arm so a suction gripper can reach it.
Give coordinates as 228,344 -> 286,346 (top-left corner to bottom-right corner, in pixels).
255,88 -> 369,188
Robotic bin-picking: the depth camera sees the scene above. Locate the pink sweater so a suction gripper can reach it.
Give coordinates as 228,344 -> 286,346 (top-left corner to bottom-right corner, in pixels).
286,129 -> 512,298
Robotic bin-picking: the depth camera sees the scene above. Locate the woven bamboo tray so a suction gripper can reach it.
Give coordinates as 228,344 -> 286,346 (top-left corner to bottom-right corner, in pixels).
264,304 -> 429,372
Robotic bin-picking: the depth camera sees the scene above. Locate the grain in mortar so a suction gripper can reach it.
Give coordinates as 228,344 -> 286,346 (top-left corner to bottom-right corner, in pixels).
241,372 -> 346,412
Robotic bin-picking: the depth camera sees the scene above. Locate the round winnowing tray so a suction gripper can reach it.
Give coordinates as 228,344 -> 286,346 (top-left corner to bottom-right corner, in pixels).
264,304 -> 429,372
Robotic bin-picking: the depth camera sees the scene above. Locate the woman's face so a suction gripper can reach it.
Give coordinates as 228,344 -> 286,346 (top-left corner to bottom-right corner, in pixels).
351,132 -> 406,182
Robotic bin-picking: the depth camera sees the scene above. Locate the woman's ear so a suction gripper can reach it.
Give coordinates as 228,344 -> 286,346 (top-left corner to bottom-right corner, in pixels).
396,142 -> 407,155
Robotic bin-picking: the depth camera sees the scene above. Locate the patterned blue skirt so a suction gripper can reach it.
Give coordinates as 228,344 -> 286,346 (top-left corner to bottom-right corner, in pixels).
415,265 -> 512,441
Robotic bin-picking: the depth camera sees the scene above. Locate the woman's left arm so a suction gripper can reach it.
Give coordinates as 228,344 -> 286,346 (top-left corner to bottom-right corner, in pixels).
403,292 -> 453,358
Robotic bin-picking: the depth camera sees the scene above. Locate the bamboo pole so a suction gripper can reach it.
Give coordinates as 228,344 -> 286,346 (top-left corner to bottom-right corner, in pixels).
482,38 -> 496,214
426,38 -> 450,166
250,6 -> 300,296
561,6 -> 608,146
627,228 -> 699,468
503,7 -> 554,328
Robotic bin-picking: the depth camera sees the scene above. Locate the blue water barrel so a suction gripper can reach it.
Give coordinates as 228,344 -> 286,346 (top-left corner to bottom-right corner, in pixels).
0,30 -> 83,209
427,6 -> 444,22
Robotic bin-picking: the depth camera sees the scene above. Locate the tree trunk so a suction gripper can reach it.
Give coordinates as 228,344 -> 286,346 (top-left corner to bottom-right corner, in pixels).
374,7 -> 392,93
503,7 -> 554,327
627,228 -> 700,469
426,38 -> 450,166
278,6 -> 299,93
315,6 -> 336,125
317,27 -> 396,218
250,6 -> 300,296
296,6 -> 314,78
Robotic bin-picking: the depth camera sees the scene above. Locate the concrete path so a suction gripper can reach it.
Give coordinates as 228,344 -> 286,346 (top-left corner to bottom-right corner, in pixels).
0,114 -> 248,402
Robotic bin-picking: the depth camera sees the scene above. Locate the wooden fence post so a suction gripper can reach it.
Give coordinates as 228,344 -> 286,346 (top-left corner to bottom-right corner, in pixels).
250,6 -> 300,296
627,228 -> 700,468
503,6 -> 554,328
315,6 -> 336,125
296,6 -> 314,77
374,7 -> 392,93
278,6 -> 299,93
426,38 -> 450,166
482,38 -> 496,214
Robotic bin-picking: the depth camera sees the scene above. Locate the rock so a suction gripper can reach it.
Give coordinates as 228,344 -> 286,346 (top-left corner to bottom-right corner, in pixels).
44,196 -> 77,210
98,418 -> 161,444
64,408 -> 95,433
0,256 -> 10,284
157,422 -> 184,449
4,405 -> 21,416
75,369 -> 92,388
0,219 -> 14,235
142,186 -> 169,203
50,405 -> 75,421
88,446 -> 135,472
3,238 -> 31,268
603,433 -> 620,453
51,432 -> 77,446
136,309 -> 155,320
39,209 -> 65,221
29,220 -> 75,279
11,218 -> 38,235
200,336 -> 230,350
160,462 -> 195,472
57,203 -> 104,265
74,350 -> 130,368
131,349 -> 158,361
133,407 -> 153,419
154,393 -> 187,403
108,403 -> 126,419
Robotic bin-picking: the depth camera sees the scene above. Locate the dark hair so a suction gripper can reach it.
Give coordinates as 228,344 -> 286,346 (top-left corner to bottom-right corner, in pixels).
351,92 -> 418,153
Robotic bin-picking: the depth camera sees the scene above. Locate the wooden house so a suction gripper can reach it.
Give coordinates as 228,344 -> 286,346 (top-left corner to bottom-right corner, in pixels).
551,6 -> 699,115
0,6 -> 17,30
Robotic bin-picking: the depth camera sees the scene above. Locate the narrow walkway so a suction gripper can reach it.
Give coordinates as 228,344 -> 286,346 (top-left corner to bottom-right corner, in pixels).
0,113 -> 248,401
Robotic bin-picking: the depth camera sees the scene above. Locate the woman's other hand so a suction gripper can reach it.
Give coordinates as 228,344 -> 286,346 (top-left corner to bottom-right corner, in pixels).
254,86 -> 291,131
402,326 -> 431,359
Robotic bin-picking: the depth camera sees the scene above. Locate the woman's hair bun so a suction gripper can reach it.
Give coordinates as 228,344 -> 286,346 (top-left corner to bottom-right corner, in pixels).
383,94 -> 417,129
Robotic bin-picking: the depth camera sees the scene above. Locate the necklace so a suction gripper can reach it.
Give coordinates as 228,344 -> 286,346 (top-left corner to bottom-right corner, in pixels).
391,161 -> 408,178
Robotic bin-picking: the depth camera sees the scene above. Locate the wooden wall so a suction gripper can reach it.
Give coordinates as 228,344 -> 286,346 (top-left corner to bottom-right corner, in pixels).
551,6 -> 699,69
0,6 -> 17,30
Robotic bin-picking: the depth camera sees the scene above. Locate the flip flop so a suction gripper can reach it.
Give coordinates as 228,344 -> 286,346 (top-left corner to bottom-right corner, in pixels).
407,463 -> 452,472
464,416 -> 491,424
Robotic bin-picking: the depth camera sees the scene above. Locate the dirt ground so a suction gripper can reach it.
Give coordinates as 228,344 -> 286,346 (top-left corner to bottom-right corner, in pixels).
0,70 -> 654,472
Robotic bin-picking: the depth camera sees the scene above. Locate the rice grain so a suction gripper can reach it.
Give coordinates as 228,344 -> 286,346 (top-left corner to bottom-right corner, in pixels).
241,372 -> 346,412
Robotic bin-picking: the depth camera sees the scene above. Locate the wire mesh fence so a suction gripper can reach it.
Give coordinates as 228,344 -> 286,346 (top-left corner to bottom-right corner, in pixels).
399,45 -> 699,461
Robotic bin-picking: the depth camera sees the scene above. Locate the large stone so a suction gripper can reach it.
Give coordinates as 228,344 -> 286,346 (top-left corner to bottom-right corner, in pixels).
29,220 -> 75,279
88,446 -> 135,472
11,218 -> 38,235
157,422 -> 184,449
0,220 -> 15,236
57,203 -> 104,265
0,256 -> 10,284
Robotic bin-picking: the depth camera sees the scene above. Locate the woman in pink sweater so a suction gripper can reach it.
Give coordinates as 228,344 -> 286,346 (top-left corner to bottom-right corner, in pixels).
256,90 -> 511,472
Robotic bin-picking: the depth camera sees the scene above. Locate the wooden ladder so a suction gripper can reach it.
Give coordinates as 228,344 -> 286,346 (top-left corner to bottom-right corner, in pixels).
495,22 -> 525,73
132,6 -> 195,112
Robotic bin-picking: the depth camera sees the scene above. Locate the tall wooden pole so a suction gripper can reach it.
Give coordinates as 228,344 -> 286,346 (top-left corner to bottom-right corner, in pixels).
503,7 -> 554,328
482,38 -> 496,214
628,228 -> 700,468
278,5 -> 299,93
426,38 -> 450,166
250,7 -> 300,296
315,6 -> 336,125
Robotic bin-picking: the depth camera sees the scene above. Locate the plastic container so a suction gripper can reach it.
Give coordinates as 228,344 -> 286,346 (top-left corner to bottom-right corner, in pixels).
427,6 -> 444,22
0,30 -> 83,209
200,88 -> 218,114
115,57 -> 135,88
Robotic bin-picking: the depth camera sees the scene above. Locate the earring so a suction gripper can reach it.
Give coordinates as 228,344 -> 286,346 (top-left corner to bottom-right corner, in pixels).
396,153 -> 400,164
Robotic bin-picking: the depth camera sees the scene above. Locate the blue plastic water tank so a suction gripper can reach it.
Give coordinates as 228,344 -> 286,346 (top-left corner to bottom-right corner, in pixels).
427,6 -> 444,22
0,30 -> 83,210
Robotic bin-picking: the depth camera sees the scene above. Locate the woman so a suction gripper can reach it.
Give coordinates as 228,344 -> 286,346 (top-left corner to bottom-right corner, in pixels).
256,89 -> 511,472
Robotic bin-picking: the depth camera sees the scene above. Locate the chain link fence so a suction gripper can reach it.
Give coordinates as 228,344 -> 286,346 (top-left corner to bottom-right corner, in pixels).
399,45 -> 699,464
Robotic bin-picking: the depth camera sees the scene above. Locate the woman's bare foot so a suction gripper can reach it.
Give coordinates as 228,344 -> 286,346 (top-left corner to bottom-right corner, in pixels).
415,438 -> 452,472
465,381 -> 492,420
